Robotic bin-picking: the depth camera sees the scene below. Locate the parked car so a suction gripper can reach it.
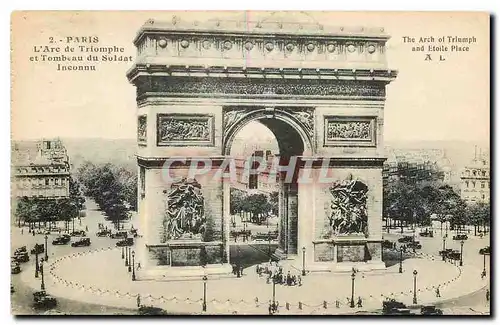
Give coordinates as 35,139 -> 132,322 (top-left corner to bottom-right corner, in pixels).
111,231 -> 128,239
452,234 -> 468,241
11,264 -> 21,274
96,229 -> 112,237
420,305 -> 443,315
382,299 -> 409,315
33,291 -> 57,309
30,243 -> 45,255
382,240 -> 394,249
14,252 -> 30,263
71,237 -> 91,247
137,305 -> 168,315
15,246 -> 27,254
447,250 -> 461,260
398,236 -> 414,243
116,237 -> 134,247
70,230 -> 86,237
439,248 -> 453,256
52,234 -> 71,245
419,229 -> 434,237
479,246 -> 490,255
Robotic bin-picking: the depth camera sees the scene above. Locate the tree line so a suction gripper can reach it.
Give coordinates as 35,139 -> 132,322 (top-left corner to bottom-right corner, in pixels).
230,188 -> 279,225
383,179 -> 490,234
15,177 -> 86,231
76,161 -> 137,229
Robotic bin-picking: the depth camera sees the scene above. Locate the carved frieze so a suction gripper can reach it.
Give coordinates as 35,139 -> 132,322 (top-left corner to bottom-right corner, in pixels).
223,107 -> 253,138
137,115 -> 147,144
328,177 -> 369,236
324,116 -> 376,147
162,178 -> 206,242
140,77 -> 386,98
157,114 -> 214,146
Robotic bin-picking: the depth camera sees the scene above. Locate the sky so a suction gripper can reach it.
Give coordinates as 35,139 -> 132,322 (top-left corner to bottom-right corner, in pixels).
11,11 -> 490,144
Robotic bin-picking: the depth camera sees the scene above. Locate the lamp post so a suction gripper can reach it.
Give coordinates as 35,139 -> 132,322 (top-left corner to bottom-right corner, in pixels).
35,247 -> 39,278
442,236 -> 447,261
350,268 -> 356,308
483,253 -> 487,276
399,247 -> 403,273
128,247 -> 132,272
44,235 -> 48,261
412,270 -> 418,304
125,247 -> 129,266
459,240 -> 464,266
202,275 -> 208,312
302,246 -> 306,276
40,259 -> 45,291
121,247 -> 124,259
272,274 -> 277,306
132,251 -> 136,281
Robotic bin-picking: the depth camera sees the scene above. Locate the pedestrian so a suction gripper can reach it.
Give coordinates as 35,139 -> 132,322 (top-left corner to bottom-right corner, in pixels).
435,287 -> 441,298
357,296 -> 362,308
297,275 -> 302,286
486,289 -> 490,302
21,228 -> 23,235
85,225 -> 88,232
335,300 -> 340,308
481,271 -> 485,279
136,294 -> 141,307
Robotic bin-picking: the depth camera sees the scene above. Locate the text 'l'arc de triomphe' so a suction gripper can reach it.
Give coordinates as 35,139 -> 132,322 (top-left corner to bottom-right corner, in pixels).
127,13 -> 397,279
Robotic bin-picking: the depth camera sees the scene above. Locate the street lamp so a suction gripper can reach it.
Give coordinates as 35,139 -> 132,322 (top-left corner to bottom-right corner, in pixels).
350,268 -> 356,308
459,240 -> 464,266
202,275 -> 208,312
34,246 -> 40,278
44,235 -> 48,261
272,273 -> 277,307
121,247 -> 124,259
125,247 -> 129,267
128,247 -> 132,272
132,251 -> 136,281
302,246 -> 306,276
442,236 -> 447,261
399,247 -> 403,273
40,259 -> 45,291
483,253 -> 487,276
412,270 -> 418,304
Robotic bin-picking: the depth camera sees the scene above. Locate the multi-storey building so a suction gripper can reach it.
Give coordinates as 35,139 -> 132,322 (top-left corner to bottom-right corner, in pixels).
13,139 -> 71,198
460,148 -> 490,204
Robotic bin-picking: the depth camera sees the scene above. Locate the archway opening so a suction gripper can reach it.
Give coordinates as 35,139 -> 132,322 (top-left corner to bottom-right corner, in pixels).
226,115 -> 306,265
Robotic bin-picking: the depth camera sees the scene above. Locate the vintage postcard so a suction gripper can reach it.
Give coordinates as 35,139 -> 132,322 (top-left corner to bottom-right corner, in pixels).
10,11 -> 490,316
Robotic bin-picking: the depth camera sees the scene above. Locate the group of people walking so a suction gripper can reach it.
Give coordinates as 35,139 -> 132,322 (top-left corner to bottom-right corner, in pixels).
256,260 -> 302,287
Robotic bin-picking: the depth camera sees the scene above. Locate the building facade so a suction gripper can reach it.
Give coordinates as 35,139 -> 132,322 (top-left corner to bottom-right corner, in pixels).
13,139 -> 71,198
460,149 -> 490,204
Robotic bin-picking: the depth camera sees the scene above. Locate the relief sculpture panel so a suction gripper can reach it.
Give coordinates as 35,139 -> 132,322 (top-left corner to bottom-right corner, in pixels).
137,115 -> 147,144
324,116 -> 376,147
157,114 -> 214,146
162,178 -> 206,241
329,177 -> 369,236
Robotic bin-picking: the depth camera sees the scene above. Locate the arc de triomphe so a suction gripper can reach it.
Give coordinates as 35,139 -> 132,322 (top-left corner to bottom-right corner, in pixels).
127,14 -> 397,279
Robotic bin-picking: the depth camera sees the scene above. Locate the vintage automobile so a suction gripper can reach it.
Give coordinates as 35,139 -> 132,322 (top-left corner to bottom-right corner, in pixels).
420,305 -> 444,315
137,305 -> 168,315
110,231 -> 129,239
30,243 -> 45,255
479,246 -> 491,255
452,234 -> 468,241
382,299 -> 410,315
96,229 -> 112,237
382,240 -> 395,249
52,234 -> 71,245
116,237 -> 134,247
407,241 -> 422,249
11,264 -> 21,274
130,228 -> 138,237
397,236 -> 414,243
14,252 -> 30,263
447,250 -> 461,260
71,237 -> 91,247
439,248 -> 453,256
419,229 -> 434,237
70,230 -> 86,237
33,291 -> 57,309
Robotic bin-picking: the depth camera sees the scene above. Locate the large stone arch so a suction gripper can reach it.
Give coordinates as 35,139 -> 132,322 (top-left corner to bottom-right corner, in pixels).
222,107 -> 314,157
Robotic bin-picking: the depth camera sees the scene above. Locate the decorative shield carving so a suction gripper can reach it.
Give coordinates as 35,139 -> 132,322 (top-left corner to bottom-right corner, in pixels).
328,178 -> 369,236
164,178 -> 206,241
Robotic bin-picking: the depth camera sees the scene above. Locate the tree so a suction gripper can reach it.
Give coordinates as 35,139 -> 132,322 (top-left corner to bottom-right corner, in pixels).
269,191 -> 279,216
467,202 -> 490,235
244,194 -> 271,224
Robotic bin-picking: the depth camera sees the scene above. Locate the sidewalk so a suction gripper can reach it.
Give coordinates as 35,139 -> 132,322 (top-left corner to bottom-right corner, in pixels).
20,246 -> 487,315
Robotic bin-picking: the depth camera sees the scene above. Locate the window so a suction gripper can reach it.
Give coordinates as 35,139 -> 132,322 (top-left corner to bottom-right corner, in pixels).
482,171 -> 486,176
482,194 -> 485,200
45,179 -> 49,186
472,181 -> 476,188
481,182 -> 485,188
473,170 -> 477,176
465,181 -> 469,188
